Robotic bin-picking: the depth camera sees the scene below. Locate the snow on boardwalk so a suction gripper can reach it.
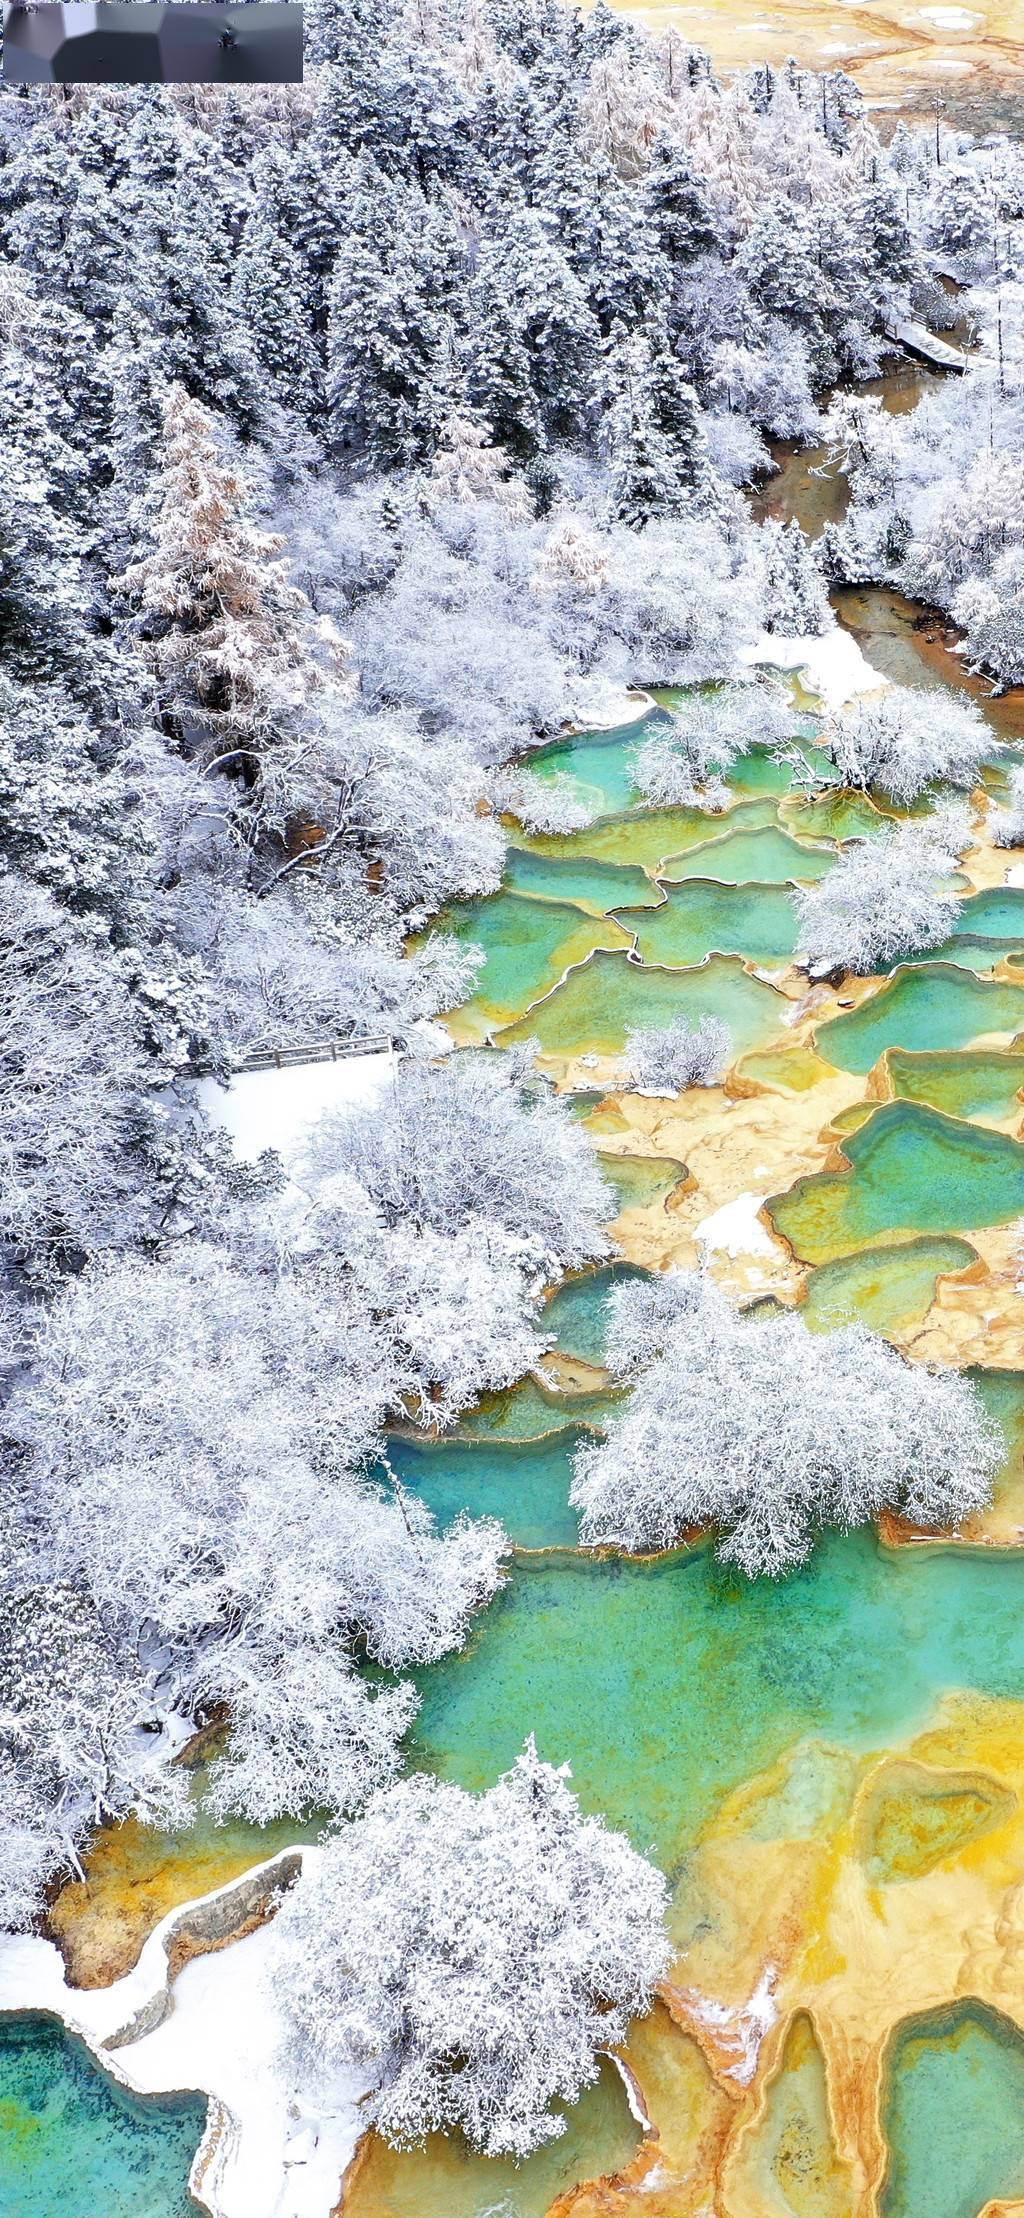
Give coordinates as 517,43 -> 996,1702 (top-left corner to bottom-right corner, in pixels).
884,319 -> 968,372
196,1049 -> 397,1168
0,1851 -> 365,2218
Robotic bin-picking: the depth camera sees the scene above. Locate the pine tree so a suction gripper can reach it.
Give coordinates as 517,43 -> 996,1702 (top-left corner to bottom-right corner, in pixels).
99,292 -> 172,565
607,332 -> 683,527
485,205 -> 600,444
760,517 -> 831,635
327,169 -> 460,469
0,126 -> 79,287
739,201 -> 821,325
858,179 -> 916,286
642,132 -> 721,267
1,411 -> 91,690
462,274 -> 544,464
233,147 -> 325,436
127,181 -> 265,444
118,386 -> 348,772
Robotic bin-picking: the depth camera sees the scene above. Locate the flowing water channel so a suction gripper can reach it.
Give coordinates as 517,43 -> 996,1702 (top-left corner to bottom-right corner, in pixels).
9,359 -> 1024,2217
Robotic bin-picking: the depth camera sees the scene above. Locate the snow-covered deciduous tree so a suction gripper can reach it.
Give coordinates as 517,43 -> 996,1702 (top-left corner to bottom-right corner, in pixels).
630,683 -> 790,810
954,555 -> 1024,691
822,685 -> 990,803
0,1532 -> 189,1929
6,1249 -> 508,1834
490,767 -> 595,836
272,1739 -> 671,2154
0,877 -> 216,1285
304,1055 -> 612,1281
990,763 -> 1024,848
793,812 -> 966,978
570,1275 -> 999,1574
625,1014 -> 732,1094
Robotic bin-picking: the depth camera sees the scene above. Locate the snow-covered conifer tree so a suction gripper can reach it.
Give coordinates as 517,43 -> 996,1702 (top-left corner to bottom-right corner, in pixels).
759,517 -> 831,636
119,385 -> 351,783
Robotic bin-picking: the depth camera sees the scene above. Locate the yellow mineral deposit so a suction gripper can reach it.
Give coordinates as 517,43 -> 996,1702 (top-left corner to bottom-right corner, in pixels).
605,0 -> 1024,134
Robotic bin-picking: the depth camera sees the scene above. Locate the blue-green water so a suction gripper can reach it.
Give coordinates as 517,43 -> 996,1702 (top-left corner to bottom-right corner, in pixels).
541,1263 -> 650,1366
617,879 -> 801,968
498,948 -> 788,1058
769,1100 -> 1024,1261
881,2003 -> 1024,2218
0,2014 -> 205,2218
385,1428 -> 584,1550
814,966 -> 1024,1075
409,1531 -> 1024,1883
661,822 -> 835,885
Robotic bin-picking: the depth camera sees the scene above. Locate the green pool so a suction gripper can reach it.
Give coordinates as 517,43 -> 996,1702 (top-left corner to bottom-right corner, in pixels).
0,2014 -> 205,2218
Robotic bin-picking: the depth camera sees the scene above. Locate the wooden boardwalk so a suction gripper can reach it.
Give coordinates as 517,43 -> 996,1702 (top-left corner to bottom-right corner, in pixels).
234,1034 -> 396,1074
884,319 -> 968,372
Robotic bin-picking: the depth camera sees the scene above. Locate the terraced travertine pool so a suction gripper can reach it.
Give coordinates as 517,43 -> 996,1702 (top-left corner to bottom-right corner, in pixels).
0,2014 -> 205,2218
12,480 -> 1024,2218
18,653 -> 1024,2218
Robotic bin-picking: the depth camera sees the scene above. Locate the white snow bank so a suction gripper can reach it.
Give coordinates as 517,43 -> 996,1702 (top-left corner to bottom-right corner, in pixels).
570,677 -> 654,731
0,1848 -> 367,2218
918,5 -> 981,26
676,1966 -> 778,2089
196,1051 -> 396,1168
695,1193 -> 777,1262
741,625 -> 888,713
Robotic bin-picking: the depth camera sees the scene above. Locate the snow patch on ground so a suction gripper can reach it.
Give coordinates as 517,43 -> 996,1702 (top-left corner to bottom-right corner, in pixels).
918,5 -> 982,25
740,624 -> 888,712
0,1850 -> 366,2218
678,1966 -> 779,2088
695,1192 -> 777,1261
1007,863 -> 1024,887
196,1052 -> 396,1168
570,676 -> 654,730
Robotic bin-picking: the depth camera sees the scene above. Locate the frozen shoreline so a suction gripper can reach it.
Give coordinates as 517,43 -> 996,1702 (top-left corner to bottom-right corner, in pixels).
0,1849 -> 366,2218
740,623 -> 889,712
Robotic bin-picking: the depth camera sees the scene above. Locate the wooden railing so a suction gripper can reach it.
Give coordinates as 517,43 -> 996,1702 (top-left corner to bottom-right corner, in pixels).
235,1034 -> 397,1074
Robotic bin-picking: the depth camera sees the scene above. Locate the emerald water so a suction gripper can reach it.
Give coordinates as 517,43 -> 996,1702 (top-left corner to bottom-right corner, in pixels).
0,2014 -> 205,2218
886,1046 -> 1024,1125
815,966 -> 1024,1075
385,1428 -> 584,1550
769,1101 -> 1024,1262
617,879 -> 801,968
503,842 -> 661,914
881,2004 -> 1024,2218
661,821 -> 835,885
541,1263 -> 649,1366
800,1236 -> 978,1335
426,892 -> 631,1041
517,795 -> 778,873
409,1532 -> 1024,1883
499,948 -> 788,1057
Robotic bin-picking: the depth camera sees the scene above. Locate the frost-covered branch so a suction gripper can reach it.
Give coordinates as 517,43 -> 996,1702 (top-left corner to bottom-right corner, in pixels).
570,1274 -> 999,1574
